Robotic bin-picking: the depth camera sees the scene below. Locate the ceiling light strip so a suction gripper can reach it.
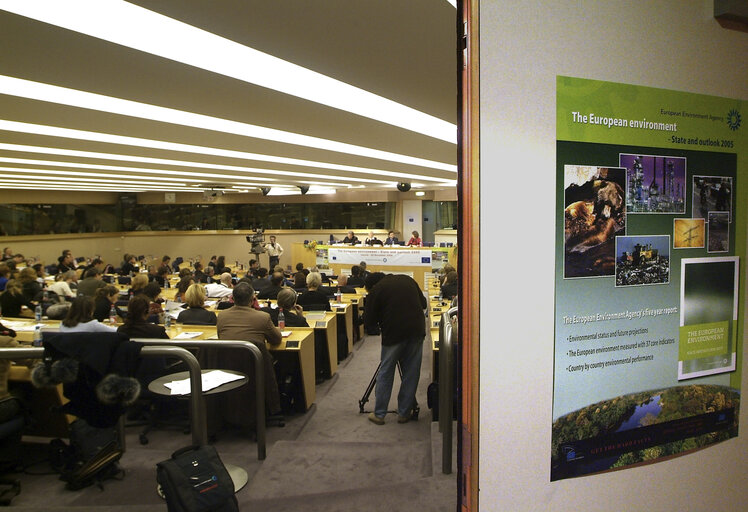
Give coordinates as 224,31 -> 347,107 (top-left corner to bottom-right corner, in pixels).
0,120 -> 457,177
0,75 -> 456,172
0,141 -> 429,183
1,0 -> 456,143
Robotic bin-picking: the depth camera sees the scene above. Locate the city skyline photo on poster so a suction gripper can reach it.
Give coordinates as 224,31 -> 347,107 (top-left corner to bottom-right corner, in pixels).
553,76 -> 743,481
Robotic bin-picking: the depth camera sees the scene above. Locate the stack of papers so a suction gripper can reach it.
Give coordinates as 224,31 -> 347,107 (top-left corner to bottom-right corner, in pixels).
163,370 -> 244,395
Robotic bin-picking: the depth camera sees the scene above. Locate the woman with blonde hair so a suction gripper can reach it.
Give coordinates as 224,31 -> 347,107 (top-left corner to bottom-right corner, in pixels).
177,284 -> 217,325
128,272 -> 148,297
18,267 -> 42,302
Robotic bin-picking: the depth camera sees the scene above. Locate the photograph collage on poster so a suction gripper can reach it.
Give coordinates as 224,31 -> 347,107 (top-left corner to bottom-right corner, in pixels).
563,152 -> 734,284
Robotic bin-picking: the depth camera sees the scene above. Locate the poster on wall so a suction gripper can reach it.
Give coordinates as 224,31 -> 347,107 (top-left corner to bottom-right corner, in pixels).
552,76 -> 745,481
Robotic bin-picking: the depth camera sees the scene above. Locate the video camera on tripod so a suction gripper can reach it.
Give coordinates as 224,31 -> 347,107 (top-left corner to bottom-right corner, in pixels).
246,228 -> 266,255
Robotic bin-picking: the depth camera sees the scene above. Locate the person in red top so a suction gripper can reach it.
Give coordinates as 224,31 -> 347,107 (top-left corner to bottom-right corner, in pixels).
406,230 -> 422,247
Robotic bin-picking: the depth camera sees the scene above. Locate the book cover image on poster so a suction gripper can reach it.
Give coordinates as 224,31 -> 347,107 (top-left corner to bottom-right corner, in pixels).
693,175 -> 732,223
563,165 -> 626,278
673,218 -> 705,249
615,235 -> 670,287
620,153 -> 686,214
679,257 -> 738,380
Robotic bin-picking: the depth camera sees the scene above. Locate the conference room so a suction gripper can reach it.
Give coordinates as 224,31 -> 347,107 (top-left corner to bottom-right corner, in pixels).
0,1 -> 465,510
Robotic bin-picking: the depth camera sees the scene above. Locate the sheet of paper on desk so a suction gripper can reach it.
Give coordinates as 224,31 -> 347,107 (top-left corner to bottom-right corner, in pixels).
2,321 -> 41,331
173,331 -> 203,339
164,370 -> 244,395
164,300 -> 185,312
281,331 -> 292,337
204,300 -> 218,307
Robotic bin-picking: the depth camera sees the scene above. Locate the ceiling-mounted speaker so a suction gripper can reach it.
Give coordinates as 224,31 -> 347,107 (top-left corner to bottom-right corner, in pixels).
299,185 -> 310,195
260,187 -> 271,196
397,182 -> 411,192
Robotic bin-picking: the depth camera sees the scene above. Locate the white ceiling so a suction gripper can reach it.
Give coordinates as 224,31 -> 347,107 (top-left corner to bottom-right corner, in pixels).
0,0 -> 458,197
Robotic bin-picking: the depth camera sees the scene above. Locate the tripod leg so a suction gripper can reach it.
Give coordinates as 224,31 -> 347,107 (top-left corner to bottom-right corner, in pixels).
358,361 -> 382,413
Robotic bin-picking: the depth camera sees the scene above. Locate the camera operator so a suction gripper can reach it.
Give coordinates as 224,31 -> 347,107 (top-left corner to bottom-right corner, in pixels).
263,235 -> 284,270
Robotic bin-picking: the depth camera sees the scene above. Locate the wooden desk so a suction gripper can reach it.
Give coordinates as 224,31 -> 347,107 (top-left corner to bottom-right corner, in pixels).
340,293 -> 366,342
331,302 -> 353,359
163,325 -> 317,411
431,326 -> 440,381
303,311 -> 338,378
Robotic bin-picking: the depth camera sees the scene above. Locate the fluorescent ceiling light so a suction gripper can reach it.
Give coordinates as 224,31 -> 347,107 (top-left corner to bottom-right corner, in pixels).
0,76 -> 456,173
0,141 -> 413,184
415,191 -> 426,196
1,0 -> 456,143
0,120 -> 457,179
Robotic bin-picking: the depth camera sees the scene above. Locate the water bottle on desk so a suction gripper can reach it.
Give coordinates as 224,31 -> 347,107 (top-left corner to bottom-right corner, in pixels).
165,314 -> 172,329
109,304 -> 117,324
35,303 -> 42,322
278,308 -> 285,330
33,325 -> 43,347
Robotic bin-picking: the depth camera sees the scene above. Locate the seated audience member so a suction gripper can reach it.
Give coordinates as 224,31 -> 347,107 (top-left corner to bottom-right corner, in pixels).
342,231 -> 359,245
441,271 -> 458,300
141,282 -> 165,320
204,266 -> 216,283
48,270 -> 77,299
18,267 -> 42,302
359,261 -> 370,279
77,267 -> 107,297
207,255 -> 217,269
364,231 -> 383,246
59,296 -> 117,333
0,280 -> 34,317
178,267 -> 193,279
56,250 -> 76,273
159,255 -> 171,272
120,253 -> 139,276
347,265 -> 366,287
257,272 -> 284,300
0,263 -> 10,292
117,295 -> 169,339
407,230 -> 422,247
261,288 -> 308,327
205,272 -> 234,298
32,263 -> 46,283
214,255 -> 230,275
193,262 -> 207,283
177,283 -> 217,325
175,276 -> 194,302
440,264 -> 456,286
146,265 -> 159,283
384,231 -> 399,245
128,273 -> 149,298
93,285 -> 124,322
156,266 -> 170,288
1,247 -> 12,262
247,259 -> 260,278
292,271 -> 307,290
295,262 -> 310,277
82,257 -> 104,275
251,267 -> 271,292
297,272 -> 331,311
215,283 -> 283,422
336,274 -> 357,294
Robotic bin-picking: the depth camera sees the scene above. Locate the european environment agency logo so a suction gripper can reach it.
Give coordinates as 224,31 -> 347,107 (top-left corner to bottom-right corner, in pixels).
726,108 -> 741,131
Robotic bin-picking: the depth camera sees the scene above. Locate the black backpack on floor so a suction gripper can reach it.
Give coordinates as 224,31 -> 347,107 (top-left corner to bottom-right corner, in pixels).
156,445 -> 238,512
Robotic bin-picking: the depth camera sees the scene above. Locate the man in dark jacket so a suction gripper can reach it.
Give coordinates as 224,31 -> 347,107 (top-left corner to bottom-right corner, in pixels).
364,272 -> 427,425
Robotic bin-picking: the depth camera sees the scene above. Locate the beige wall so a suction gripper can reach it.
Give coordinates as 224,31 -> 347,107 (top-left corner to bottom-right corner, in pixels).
479,1 -> 748,511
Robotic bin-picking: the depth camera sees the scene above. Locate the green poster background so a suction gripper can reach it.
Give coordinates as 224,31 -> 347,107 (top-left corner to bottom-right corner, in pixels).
552,76 -> 745,481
